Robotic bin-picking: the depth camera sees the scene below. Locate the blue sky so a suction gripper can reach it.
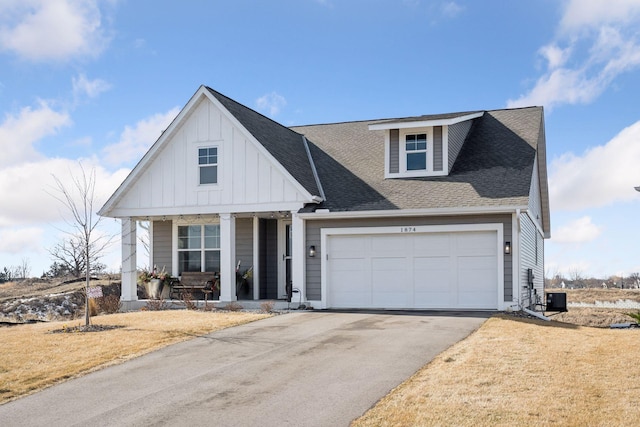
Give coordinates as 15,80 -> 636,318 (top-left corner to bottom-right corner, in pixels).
1,0 -> 639,279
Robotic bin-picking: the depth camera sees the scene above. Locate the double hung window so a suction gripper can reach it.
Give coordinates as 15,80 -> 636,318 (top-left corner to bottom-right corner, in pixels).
405,133 -> 427,171
177,225 -> 220,274
199,147 -> 218,184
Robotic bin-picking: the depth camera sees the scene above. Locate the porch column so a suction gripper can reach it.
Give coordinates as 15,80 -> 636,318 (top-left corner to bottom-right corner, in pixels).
219,213 -> 237,302
291,212 -> 306,303
252,216 -> 260,300
121,218 -> 137,302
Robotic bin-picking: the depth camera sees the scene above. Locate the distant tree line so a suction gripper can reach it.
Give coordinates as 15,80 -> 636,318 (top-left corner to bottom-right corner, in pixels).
545,268 -> 640,289
0,258 -> 32,283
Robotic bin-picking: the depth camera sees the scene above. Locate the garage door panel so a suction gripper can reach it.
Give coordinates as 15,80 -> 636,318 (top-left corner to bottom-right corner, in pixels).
414,256 -> 452,290
330,235 -> 367,255
413,233 -> 452,256
458,291 -> 496,308
414,291 -> 455,308
458,256 -> 497,292
456,232 -> 496,256
370,235 -> 408,256
330,259 -> 368,292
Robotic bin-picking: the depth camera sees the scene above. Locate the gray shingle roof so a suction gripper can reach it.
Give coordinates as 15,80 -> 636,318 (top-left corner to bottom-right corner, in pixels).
206,87 -> 321,198
291,107 -> 543,213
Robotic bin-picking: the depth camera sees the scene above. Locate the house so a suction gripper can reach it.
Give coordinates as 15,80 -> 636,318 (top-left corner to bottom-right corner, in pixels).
99,85 -> 551,311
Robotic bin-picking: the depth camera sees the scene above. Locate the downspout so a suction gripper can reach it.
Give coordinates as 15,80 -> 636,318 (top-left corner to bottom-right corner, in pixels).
515,208 -> 522,309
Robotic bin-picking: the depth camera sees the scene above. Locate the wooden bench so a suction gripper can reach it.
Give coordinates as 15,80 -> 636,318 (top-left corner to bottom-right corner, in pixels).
171,272 -> 219,301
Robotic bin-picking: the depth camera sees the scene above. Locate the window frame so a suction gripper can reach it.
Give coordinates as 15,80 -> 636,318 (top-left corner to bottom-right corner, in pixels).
174,221 -> 221,276
198,146 -> 219,186
398,127 -> 434,177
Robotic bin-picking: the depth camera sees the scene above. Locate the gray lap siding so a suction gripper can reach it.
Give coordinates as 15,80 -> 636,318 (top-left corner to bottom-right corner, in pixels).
304,214 -> 513,302
152,220 -> 173,275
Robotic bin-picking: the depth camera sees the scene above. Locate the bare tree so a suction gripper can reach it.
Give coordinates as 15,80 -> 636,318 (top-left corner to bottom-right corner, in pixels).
17,257 -> 31,279
567,268 -> 584,287
629,272 -> 640,289
50,164 -> 113,326
48,235 -> 105,278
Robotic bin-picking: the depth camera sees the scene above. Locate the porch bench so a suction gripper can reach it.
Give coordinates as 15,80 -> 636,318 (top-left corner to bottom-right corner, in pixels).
171,272 -> 219,301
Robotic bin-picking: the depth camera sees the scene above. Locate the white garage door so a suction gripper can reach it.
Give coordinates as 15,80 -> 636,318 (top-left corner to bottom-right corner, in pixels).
326,230 -> 499,309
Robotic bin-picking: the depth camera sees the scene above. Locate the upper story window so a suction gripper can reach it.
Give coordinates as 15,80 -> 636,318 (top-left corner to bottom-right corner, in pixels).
369,111 -> 483,179
405,133 -> 427,171
398,127 -> 434,177
199,147 -> 218,184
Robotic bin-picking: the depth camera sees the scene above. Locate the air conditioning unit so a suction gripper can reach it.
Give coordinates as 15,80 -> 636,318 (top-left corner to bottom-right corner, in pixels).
546,292 -> 567,312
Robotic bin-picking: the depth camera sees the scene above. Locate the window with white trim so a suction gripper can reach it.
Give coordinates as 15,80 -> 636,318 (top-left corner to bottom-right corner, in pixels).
199,147 -> 218,184
405,133 -> 427,171
177,225 -> 220,274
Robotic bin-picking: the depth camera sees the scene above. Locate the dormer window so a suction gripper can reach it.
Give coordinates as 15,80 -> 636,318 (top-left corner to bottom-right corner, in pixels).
405,133 -> 427,171
369,111 -> 483,179
398,127 -> 435,177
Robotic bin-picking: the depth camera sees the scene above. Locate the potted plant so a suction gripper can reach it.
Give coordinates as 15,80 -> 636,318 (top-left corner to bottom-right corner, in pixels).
138,266 -> 171,299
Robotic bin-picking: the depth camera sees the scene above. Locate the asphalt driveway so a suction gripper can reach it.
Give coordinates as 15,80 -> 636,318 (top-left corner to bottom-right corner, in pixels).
0,310 -> 489,426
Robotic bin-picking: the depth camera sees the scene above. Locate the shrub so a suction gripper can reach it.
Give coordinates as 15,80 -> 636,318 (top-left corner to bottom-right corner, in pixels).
260,300 -> 275,313
96,294 -> 121,314
224,301 -> 243,312
626,311 -> 640,323
180,292 -> 197,310
145,298 -> 168,311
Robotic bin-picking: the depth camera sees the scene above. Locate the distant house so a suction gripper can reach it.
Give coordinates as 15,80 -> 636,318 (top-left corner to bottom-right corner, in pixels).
99,86 -> 551,311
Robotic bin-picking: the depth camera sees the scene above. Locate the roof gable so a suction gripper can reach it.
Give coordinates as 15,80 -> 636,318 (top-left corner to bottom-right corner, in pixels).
205,87 -> 321,198
99,86 -> 321,217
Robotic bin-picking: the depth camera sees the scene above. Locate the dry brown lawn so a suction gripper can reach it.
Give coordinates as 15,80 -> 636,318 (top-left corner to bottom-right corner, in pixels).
0,310 -> 270,404
353,315 -> 640,427
562,288 -> 640,304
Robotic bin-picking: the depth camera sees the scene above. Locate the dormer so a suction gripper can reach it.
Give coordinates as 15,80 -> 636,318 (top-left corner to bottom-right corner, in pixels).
369,111 -> 483,178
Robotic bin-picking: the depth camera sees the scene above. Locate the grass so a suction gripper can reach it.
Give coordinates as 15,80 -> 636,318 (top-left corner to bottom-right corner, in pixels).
561,287 -> 640,304
0,310 -> 270,404
352,315 -> 640,427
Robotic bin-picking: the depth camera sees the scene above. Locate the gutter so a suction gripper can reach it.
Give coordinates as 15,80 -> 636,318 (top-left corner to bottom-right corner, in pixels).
298,205 -> 529,220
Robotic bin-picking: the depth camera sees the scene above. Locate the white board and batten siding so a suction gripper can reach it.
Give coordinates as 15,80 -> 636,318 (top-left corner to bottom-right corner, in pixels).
320,223 -> 505,310
111,97 -> 309,217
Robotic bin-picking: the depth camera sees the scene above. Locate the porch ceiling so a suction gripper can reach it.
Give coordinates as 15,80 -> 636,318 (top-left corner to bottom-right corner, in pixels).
133,211 -> 294,222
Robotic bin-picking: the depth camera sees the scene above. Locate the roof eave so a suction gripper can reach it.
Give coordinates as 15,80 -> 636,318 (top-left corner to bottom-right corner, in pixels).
368,112 -> 484,130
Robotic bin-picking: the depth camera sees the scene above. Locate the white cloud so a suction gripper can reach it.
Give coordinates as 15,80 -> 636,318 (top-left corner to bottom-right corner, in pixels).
256,92 -> 287,117
0,101 -> 72,168
507,0 -> 640,109
72,73 -> 111,99
102,108 -> 180,167
560,0 -> 640,33
539,43 -> 571,70
0,0 -> 108,62
552,216 -> 602,244
441,1 -> 464,18
549,120 -> 640,210
0,227 -> 44,254
0,157 -> 129,227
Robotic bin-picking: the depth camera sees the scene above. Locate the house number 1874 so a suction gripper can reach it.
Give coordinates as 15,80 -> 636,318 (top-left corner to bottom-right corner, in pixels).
400,227 -> 417,233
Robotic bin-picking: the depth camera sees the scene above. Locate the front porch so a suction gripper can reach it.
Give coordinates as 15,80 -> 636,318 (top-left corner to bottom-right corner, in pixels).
119,211 -> 308,307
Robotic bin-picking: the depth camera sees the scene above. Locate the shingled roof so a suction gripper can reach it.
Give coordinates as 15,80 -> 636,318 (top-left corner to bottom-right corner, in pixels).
291,106 -> 544,214
206,87 -> 322,198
